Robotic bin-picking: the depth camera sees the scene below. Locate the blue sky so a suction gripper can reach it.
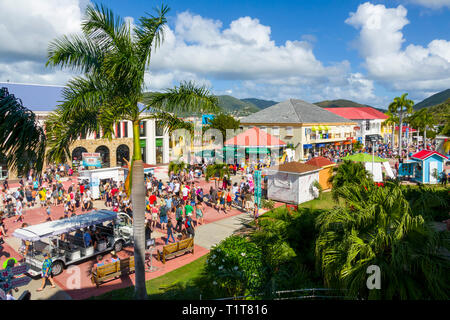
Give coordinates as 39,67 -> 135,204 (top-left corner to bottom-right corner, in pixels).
0,0 -> 449,109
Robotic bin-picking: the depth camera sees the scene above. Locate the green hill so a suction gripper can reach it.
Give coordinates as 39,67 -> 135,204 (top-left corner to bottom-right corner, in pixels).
240,98 -> 278,109
314,99 -> 386,112
217,95 -> 260,115
413,89 -> 450,110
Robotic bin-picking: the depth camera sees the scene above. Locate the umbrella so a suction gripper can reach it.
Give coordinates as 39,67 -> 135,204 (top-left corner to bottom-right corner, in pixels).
342,153 -> 388,163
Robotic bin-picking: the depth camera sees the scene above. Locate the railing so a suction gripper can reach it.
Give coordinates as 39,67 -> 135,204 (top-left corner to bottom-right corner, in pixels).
212,288 -> 353,301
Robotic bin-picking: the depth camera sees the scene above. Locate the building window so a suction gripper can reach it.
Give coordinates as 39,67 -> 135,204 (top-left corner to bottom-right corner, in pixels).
156,121 -> 165,137
286,127 -> 293,136
156,138 -> 164,164
123,122 -> 128,138
139,121 -> 146,137
366,120 -> 370,131
116,122 -> 121,138
272,126 -> 279,136
140,139 -> 146,163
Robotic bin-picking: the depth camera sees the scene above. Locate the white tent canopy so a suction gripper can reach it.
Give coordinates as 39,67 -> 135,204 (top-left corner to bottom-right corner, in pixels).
12,210 -> 118,241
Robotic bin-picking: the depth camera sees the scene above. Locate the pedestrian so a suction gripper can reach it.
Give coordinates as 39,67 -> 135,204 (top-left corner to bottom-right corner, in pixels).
175,204 -> 184,232
195,202 -> 204,226
159,204 -> 168,230
165,219 -> 176,244
151,205 -> 158,229
36,253 -> 56,291
14,199 -> 24,223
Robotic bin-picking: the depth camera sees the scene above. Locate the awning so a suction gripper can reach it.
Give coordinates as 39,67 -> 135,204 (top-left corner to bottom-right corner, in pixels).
311,127 -> 317,132
12,210 -> 118,241
334,142 -> 341,146
343,141 -> 351,145
195,149 -> 215,157
222,146 -> 236,152
303,144 -> 313,149
247,147 -> 270,154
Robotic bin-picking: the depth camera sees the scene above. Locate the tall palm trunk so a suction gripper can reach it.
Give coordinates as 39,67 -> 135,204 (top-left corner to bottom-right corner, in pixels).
132,121 -> 147,300
391,124 -> 395,149
398,111 -> 403,156
424,125 -> 427,147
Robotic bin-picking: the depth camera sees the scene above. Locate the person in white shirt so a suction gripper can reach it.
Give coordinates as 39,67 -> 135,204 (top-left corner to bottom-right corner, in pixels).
174,182 -> 180,195
15,199 -> 23,223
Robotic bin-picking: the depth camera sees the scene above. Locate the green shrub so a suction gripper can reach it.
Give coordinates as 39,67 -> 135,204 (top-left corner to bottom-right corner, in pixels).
204,235 -> 267,297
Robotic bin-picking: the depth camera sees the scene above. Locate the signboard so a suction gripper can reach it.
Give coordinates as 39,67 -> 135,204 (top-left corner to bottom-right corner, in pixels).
82,152 -> 102,168
140,139 -> 146,147
156,138 -> 163,147
254,170 -> 262,208
0,264 -> 31,292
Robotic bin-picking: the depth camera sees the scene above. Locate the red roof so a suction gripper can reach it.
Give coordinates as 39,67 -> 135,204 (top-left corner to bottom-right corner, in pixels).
305,156 -> 336,167
411,150 -> 448,161
224,127 -> 286,147
324,107 -> 388,120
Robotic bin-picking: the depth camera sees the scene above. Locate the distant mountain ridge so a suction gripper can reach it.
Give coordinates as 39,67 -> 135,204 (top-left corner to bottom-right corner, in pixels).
314,99 -> 387,113
241,98 -> 278,109
143,92 -> 389,115
413,89 -> 450,110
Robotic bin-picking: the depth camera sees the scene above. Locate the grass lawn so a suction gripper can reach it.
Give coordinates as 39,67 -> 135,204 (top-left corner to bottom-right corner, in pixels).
298,191 -> 339,210
91,255 -> 209,300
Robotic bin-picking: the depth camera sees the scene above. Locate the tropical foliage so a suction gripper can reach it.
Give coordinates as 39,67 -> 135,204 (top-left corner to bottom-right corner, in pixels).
0,87 -> 46,175
328,160 -> 372,200
202,113 -> 240,140
205,163 -> 229,182
315,181 -> 450,299
168,161 -> 187,176
204,236 -> 267,297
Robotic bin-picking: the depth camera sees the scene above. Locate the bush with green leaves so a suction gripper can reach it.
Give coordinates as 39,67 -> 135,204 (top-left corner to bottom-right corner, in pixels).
401,184 -> 450,222
260,198 -> 275,210
204,235 -> 266,297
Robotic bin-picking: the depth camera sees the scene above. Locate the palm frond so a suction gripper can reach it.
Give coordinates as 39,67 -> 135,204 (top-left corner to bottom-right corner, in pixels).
147,81 -> 220,114
0,87 -> 46,174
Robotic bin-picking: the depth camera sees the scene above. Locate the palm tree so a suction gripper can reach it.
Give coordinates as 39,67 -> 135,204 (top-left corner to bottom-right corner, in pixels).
415,109 -> 435,146
382,110 -> 398,148
315,181 -> 450,299
0,87 -> 46,176
45,4 -> 219,299
388,94 -> 414,156
205,163 -> 229,188
328,160 -> 372,201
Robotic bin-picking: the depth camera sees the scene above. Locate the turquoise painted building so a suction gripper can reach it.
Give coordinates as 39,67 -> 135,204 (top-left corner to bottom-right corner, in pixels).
410,150 -> 448,184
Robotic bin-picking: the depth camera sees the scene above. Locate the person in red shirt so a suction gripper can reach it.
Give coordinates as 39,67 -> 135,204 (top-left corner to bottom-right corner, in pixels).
79,184 -> 85,196
111,187 -> 118,197
149,193 -> 157,206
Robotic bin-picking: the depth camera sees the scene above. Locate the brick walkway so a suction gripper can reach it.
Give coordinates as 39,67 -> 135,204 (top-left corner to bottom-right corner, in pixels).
1,173 -> 277,300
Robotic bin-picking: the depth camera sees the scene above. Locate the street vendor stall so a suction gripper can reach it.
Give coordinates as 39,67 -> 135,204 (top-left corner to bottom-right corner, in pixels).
341,153 -> 393,182
409,150 -> 448,184
78,167 -> 128,199
305,156 -> 336,190
266,162 -> 321,204
223,127 -> 286,164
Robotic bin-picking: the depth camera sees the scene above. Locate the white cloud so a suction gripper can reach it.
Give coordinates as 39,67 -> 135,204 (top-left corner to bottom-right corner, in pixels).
149,11 -> 376,104
0,0 -> 86,84
0,2 -> 377,105
346,2 -> 450,94
406,0 -> 450,9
